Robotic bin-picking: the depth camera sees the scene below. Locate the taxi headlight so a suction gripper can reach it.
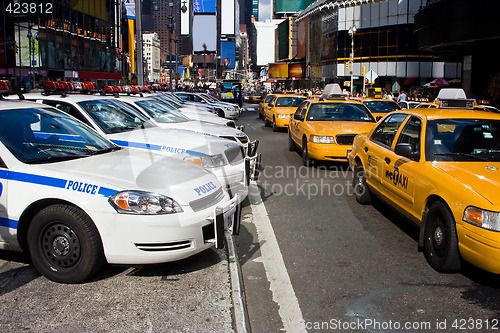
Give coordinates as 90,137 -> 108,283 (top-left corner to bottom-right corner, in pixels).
109,191 -> 183,214
309,135 -> 335,144
184,154 -> 227,168
463,206 -> 500,231
277,114 -> 289,119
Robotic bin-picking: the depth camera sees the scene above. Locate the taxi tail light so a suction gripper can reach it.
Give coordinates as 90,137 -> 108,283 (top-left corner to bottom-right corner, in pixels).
463,207 -> 500,231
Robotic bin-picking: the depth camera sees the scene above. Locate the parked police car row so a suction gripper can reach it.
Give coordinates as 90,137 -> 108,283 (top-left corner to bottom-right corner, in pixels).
0,80 -> 258,283
260,83 -> 500,276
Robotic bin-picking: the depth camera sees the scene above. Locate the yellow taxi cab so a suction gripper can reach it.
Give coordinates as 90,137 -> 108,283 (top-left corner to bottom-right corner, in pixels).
259,93 -> 275,119
361,96 -> 401,121
288,84 -> 377,166
264,94 -> 307,131
249,92 -> 262,104
348,89 -> 500,274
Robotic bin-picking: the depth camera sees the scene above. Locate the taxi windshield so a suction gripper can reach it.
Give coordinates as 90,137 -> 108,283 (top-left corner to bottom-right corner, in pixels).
306,103 -> 376,122
77,99 -> 154,134
134,99 -> 190,123
363,100 -> 401,113
426,119 -> 500,162
275,97 -> 306,107
0,107 -> 116,164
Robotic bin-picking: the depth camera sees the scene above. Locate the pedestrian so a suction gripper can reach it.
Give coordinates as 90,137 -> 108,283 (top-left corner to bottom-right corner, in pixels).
398,90 -> 407,102
236,90 -> 243,108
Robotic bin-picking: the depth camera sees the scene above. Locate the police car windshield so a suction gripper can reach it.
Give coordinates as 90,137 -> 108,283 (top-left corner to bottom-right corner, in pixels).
276,97 -> 307,107
0,107 -> 115,164
152,96 -> 182,109
306,103 -> 376,122
426,119 -> 500,162
135,99 -> 190,123
77,99 -> 155,134
363,100 -> 401,113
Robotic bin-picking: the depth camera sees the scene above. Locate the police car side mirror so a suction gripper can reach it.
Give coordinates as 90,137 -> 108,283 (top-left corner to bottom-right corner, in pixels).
394,143 -> 419,161
294,113 -> 304,121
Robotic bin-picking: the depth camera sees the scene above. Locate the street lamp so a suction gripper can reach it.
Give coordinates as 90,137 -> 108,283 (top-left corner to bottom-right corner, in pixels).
348,25 -> 356,96
26,24 -> 37,91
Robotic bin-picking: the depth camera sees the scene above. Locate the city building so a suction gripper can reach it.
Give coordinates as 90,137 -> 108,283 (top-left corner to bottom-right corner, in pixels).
143,33 -> 161,83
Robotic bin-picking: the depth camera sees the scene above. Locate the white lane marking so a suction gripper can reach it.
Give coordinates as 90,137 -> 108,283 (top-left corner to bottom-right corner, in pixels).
248,181 -> 306,333
245,107 -> 256,112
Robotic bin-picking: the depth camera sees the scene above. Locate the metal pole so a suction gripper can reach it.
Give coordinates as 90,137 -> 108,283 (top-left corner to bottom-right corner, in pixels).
135,0 -> 144,85
350,31 -> 354,96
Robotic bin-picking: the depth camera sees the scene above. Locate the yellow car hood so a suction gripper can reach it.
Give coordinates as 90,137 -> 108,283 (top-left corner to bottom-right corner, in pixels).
433,162 -> 500,205
307,121 -> 375,136
275,107 -> 298,114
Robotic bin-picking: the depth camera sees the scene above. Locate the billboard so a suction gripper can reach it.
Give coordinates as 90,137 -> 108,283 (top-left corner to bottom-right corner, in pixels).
221,42 -> 236,69
221,0 -> 235,35
194,0 -> 216,13
275,0 -> 316,13
268,63 -> 288,78
192,15 -> 217,53
289,63 -> 305,78
297,18 -> 307,59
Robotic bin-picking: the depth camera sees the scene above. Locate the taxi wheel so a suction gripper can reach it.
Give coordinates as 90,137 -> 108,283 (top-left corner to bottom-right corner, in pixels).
302,138 -> 314,167
27,204 -> 105,283
288,133 -> 296,151
423,201 -> 462,273
258,111 -> 263,119
272,117 -> 278,132
264,117 -> 270,127
353,165 -> 372,204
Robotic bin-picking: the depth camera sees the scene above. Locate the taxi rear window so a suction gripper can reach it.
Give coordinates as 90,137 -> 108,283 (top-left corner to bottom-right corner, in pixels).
363,100 -> 401,113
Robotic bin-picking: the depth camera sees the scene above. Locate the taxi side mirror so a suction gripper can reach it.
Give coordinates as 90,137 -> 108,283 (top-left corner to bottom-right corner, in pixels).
394,143 -> 419,161
269,102 -> 275,107
293,113 -> 304,121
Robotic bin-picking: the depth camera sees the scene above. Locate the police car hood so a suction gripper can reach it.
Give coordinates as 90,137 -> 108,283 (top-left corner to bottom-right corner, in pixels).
307,121 -> 375,135
178,111 -> 231,126
39,148 -> 223,205
433,162 -> 500,205
156,120 -> 245,138
107,126 -> 240,156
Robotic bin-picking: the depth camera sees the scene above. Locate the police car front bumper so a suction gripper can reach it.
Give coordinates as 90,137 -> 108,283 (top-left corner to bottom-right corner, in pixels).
96,191 -> 240,264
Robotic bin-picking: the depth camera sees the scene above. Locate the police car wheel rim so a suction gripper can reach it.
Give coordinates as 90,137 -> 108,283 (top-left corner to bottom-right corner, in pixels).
41,223 -> 81,269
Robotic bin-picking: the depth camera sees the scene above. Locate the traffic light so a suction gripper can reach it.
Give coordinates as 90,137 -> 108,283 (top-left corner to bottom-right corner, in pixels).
362,66 -> 366,76
345,62 -> 350,70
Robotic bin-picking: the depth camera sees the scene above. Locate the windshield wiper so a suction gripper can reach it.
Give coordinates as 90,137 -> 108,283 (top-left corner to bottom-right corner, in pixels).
27,155 -> 86,164
87,146 -> 122,156
109,125 -> 138,133
434,152 -> 489,161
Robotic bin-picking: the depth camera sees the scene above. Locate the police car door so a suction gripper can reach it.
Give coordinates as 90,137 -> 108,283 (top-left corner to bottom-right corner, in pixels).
381,116 -> 423,213
0,155 -> 11,245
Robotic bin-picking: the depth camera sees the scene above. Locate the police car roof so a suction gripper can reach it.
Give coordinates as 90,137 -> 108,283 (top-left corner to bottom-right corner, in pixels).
21,92 -> 123,102
0,99 -> 50,110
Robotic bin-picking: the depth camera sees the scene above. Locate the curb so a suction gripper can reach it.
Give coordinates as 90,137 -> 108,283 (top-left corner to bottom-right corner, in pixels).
226,231 -> 250,333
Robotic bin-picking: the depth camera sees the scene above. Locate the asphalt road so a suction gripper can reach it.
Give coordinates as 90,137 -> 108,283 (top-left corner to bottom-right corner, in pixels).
236,103 -> 500,333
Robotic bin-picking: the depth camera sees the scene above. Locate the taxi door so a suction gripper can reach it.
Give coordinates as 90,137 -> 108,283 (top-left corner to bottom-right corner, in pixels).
381,116 -> 423,214
365,114 -> 409,193
289,101 -> 309,145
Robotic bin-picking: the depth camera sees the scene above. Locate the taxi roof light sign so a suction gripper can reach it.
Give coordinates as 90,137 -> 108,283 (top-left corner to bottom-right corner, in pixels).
321,83 -> 345,100
436,88 -> 474,109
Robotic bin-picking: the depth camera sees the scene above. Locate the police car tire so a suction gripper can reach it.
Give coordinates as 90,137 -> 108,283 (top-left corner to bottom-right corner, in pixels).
288,133 -> 296,151
217,109 -> 225,118
27,204 -> 105,284
353,165 -> 372,205
423,201 -> 462,273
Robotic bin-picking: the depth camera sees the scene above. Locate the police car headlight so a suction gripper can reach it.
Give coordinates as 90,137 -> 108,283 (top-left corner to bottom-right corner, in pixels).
277,114 -> 289,119
463,207 -> 500,231
310,135 -> 335,144
109,191 -> 183,214
184,154 -> 227,168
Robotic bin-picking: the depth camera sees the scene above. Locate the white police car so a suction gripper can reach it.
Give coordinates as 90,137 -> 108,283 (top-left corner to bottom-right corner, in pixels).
116,95 -> 250,146
175,92 -> 240,119
151,93 -> 237,128
0,99 -> 239,283
17,93 -> 250,197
